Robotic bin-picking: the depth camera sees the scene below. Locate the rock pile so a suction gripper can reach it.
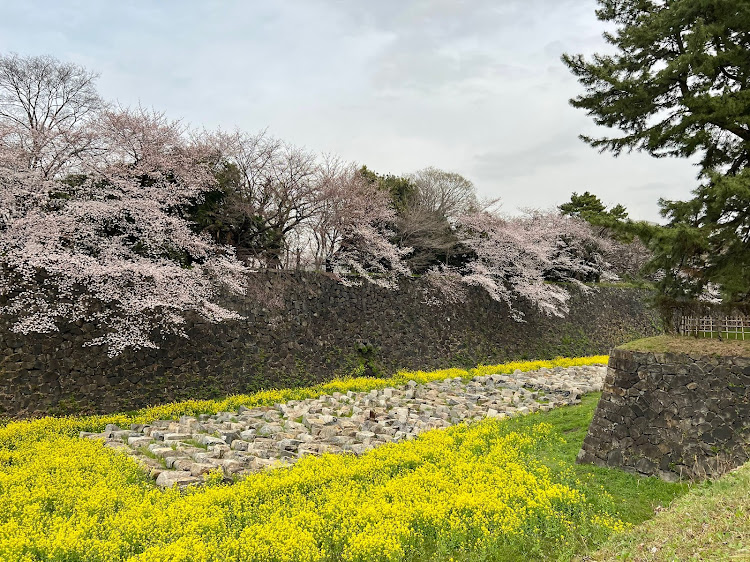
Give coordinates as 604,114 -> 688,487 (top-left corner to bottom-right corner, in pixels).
82,365 -> 606,487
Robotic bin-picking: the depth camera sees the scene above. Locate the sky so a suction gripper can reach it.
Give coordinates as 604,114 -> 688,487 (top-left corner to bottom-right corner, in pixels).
1,0 -> 702,222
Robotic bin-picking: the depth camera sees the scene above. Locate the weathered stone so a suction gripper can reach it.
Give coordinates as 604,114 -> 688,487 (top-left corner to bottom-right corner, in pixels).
208,443 -> 231,458
278,439 -> 302,451
155,470 -> 201,488
578,348 -> 750,481
198,435 -> 225,447
239,429 -> 256,440
258,424 -> 283,436
127,436 -> 153,448
81,364 -> 608,487
172,459 -> 194,471
349,444 -> 369,455
190,462 -> 218,476
634,457 -> 657,475
354,431 -> 376,442
231,440 -> 250,451
297,444 -> 320,456
163,433 -> 193,442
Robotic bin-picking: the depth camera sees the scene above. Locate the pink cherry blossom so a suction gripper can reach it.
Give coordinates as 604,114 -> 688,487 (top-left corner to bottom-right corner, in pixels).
0,107 -> 248,356
424,209 -> 613,319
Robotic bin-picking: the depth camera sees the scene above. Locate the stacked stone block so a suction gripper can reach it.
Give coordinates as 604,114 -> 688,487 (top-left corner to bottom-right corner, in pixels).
0,273 -> 659,417
82,365 -> 606,487
578,347 -> 750,480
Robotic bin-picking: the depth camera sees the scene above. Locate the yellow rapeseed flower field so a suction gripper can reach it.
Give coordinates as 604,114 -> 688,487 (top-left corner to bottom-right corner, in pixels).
0,356 -> 617,561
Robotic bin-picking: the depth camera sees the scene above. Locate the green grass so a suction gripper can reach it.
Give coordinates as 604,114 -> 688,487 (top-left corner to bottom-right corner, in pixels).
586,462 -> 750,561
509,394 -> 689,529
136,446 -> 168,468
619,335 -> 750,356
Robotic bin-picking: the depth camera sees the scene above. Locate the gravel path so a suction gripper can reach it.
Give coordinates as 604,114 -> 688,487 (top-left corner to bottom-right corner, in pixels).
82,364 -> 606,488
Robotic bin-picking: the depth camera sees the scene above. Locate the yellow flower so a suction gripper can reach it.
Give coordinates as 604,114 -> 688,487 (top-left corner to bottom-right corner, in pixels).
0,355 -> 618,561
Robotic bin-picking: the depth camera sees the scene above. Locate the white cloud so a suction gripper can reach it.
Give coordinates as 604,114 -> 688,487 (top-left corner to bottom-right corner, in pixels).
0,0 -> 700,221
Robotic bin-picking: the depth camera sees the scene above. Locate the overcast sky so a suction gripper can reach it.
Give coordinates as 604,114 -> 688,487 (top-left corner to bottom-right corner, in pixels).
1,0 -> 701,222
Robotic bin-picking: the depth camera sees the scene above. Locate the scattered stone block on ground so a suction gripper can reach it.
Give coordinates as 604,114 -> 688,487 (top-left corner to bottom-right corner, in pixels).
82,365 -> 606,488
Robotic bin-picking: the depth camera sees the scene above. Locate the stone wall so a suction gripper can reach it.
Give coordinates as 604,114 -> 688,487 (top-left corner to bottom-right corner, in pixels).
0,272 -> 660,417
577,347 -> 750,480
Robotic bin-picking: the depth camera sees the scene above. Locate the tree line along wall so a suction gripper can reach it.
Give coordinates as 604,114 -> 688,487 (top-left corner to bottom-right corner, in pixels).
0,273 -> 661,417
578,348 -> 750,480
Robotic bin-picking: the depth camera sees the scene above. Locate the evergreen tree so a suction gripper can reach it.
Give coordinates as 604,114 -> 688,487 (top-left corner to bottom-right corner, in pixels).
562,0 -> 750,177
559,191 -> 629,235
636,170 -> 750,306
563,0 -> 750,307
559,191 -> 607,218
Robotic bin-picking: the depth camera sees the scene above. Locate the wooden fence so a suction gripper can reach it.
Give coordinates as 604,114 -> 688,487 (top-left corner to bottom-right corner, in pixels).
678,315 -> 750,340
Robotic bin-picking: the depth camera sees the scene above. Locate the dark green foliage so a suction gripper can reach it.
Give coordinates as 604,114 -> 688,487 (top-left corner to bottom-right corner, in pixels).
185,161 -> 238,242
559,191 -> 632,243
58,173 -> 88,190
634,170 -> 750,306
360,165 -> 415,213
559,191 -> 607,218
185,160 -> 291,267
564,0 -> 750,307
562,0 -> 750,177
559,191 -> 628,227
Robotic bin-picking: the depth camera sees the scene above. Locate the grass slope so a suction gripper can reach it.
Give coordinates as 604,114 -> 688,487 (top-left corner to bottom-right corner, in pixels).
587,463 -> 750,561
508,394 -> 688,533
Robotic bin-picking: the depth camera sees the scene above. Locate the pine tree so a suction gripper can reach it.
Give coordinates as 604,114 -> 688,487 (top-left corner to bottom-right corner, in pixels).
559,191 -> 629,235
563,0 -> 750,307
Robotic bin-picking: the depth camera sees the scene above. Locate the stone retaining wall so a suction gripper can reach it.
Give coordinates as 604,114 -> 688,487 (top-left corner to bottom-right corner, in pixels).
0,273 -> 660,417
577,347 -> 750,480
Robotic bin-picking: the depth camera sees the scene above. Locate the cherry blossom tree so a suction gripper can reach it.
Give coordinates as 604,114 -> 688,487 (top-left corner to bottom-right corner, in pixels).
0,107 -> 248,355
520,209 -> 614,284
310,158 -> 411,287
0,53 -> 102,178
604,237 -> 652,281
424,209 -> 613,319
